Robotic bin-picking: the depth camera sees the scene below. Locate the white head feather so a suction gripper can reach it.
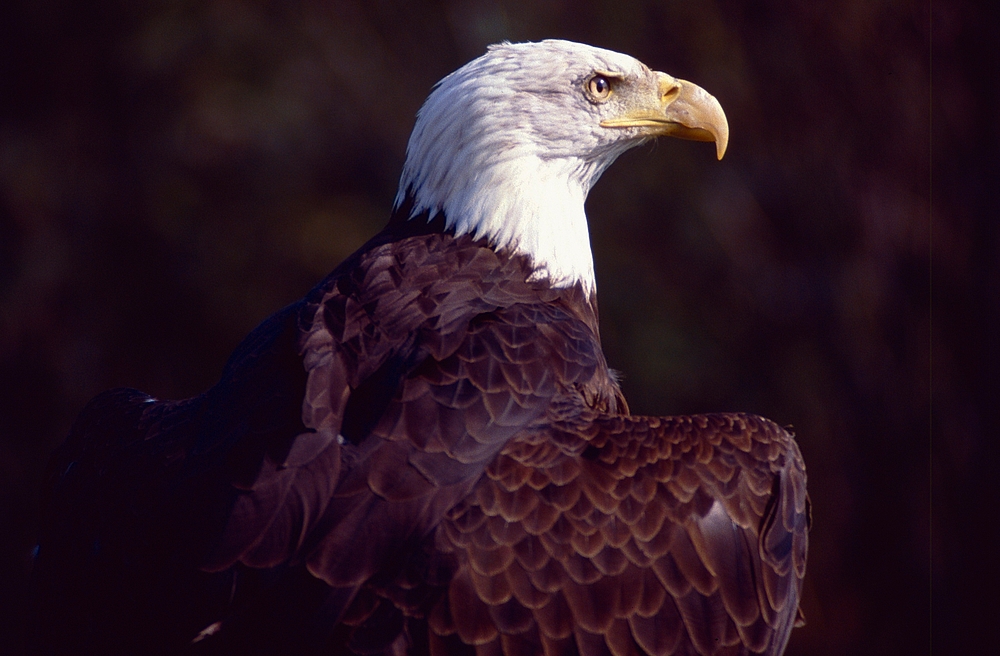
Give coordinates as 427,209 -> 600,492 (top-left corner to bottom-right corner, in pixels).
394,40 -> 663,293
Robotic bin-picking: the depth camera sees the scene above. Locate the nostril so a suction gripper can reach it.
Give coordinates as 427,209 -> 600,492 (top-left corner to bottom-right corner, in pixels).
661,83 -> 681,103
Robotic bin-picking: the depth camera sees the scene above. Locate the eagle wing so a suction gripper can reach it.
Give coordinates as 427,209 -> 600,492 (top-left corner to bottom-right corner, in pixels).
346,413 -> 808,656
32,232 -> 807,655
201,233 -> 612,584
28,231 -> 620,652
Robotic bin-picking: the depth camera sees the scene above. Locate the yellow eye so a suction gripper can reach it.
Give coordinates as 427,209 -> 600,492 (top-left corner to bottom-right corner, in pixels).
587,75 -> 613,100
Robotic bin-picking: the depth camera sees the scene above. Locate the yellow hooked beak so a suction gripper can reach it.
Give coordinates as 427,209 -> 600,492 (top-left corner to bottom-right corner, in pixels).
600,72 -> 729,160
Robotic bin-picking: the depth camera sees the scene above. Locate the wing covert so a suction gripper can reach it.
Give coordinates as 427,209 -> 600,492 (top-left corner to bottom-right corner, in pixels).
207,233 -> 617,602
418,412 -> 808,656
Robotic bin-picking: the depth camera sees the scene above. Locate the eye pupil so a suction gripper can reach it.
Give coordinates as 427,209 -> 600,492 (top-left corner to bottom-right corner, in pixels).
589,75 -> 611,98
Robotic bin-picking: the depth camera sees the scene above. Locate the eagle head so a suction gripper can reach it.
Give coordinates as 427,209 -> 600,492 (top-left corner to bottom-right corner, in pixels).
394,39 -> 728,292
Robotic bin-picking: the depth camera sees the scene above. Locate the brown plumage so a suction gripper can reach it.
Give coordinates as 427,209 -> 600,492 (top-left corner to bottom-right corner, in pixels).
29,40 -> 808,656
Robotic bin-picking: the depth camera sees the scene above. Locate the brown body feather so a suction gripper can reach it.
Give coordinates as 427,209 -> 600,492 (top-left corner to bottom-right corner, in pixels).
31,215 -> 808,656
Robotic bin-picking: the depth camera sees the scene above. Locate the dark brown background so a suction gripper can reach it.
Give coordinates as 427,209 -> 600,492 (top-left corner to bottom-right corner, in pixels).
0,1 -> 990,653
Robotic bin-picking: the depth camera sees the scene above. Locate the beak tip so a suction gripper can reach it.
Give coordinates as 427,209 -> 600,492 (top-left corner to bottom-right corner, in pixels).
709,98 -> 729,160
716,135 -> 728,160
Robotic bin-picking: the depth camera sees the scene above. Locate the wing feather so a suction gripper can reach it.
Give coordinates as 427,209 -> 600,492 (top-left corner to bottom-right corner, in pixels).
422,413 -> 807,656
33,227 -> 807,655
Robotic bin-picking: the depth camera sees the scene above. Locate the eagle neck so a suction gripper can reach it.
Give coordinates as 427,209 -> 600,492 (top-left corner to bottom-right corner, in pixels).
397,155 -> 600,294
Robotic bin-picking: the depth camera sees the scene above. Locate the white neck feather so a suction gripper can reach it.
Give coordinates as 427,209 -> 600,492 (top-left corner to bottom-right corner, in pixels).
400,153 -> 601,292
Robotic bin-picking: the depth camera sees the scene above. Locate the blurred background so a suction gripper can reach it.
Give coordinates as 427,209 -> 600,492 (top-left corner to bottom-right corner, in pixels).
0,0 -> 990,653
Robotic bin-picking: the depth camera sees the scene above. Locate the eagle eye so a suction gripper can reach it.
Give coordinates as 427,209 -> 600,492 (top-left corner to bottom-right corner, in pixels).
587,74 -> 613,101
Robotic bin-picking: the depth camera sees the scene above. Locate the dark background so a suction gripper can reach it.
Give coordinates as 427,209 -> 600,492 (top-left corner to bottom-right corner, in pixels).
0,1 -> 991,653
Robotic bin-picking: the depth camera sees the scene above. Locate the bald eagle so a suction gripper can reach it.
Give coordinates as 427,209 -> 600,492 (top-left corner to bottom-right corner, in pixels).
30,40 -> 808,656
